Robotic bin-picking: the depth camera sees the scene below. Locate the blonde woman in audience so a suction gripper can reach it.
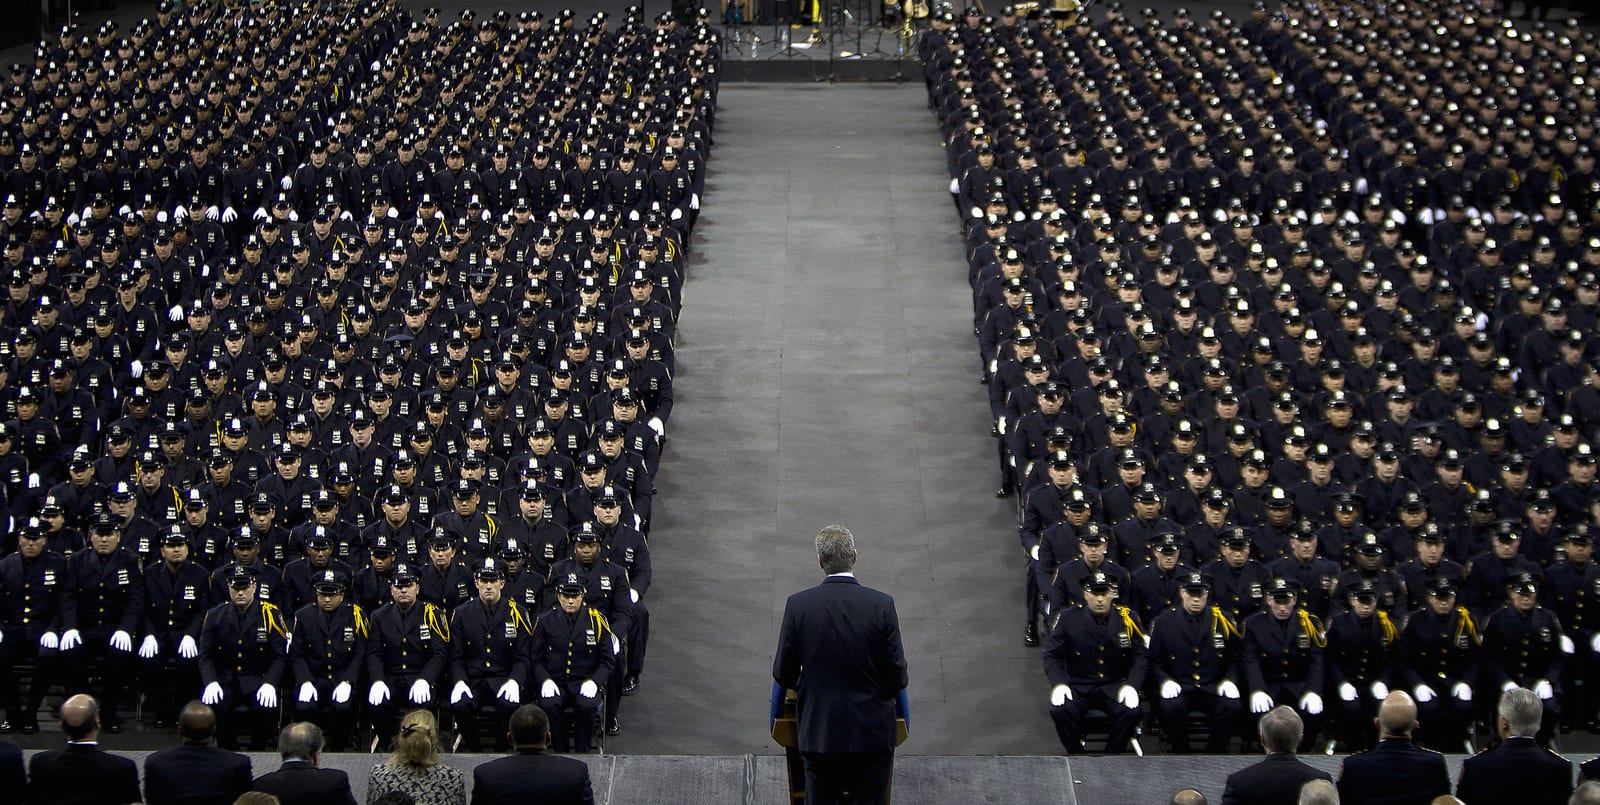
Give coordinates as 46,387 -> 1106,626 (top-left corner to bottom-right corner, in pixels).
366,710 -> 467,805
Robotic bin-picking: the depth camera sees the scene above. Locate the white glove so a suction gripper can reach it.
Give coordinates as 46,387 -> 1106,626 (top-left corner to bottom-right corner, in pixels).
257,684 -> 277,708
25,474 -> 38,490
630,588 -> 640,603
137,634 -> 158,658
1414,685 -> 1436,703
1050,684 -> 1071,706
109,630 -> 133,652
1502,680 -> 1518,693
40,631 -> 58,649
130,359 -> 144,379
496,680 -> 520,703
66,212 -> 79,226
1534,679 -> 1555,699
1452,683 -> 1473,702
369,681 -> 390,706
1339,682 -> 1358,702
1160,680 -> 1182,700
1370,681 -> 1389,699
155,211 -> 168,224
579,680 -> 599,699
280,176 -> 294,190
222,207 -> 238,223
342,211 -> 354,222
202,682 -> 224,705
118,205 -> 132,216
298,682 -> 318,703
287,210 -> 299,222
1218,680 -> 1240,699
1561,634 -> 1576,654
1592,633 -> 1600,653
450,681 -> 472,704
1030,545 -> 1040,561
332,681 -> 351,703
173,206 -> 188,221
205,206 -> 220,221
541,679 -> 560,698
60,630 -> 81,651
178,635 -> 198,658
1301,692 -> 1323,715
253,207 -> 268,221
167,304 -> 184,322
647,417 -> 664,437
1117,685 -> 1140,709
409,679 -> 431,704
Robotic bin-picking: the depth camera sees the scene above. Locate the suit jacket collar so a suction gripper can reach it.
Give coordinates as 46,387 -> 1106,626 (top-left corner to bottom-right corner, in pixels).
823,574 -> 858,585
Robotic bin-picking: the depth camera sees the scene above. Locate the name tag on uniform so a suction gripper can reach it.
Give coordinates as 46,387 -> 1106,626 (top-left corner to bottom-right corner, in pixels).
1539,627 -> 1552,644
117,569 -> 130,586
419,624 -> 431,641
257,626 -> 269,643
543,546 -> 556,560
1457,634 -> 1469,649
343,626 -> 354,643
1322,577 -> 1336,591
504,622 -> 517,639
261,584 -> 274,600
43,571 -> 55,585
1118,631 -> 1130,649
600,576 -> 612,591
184,585 -> 196,600
1249,583 -> 1262,599
624,548 -> 635,562
585,628 -> 597,646
1298,633 -> 1309,649
1213,633 -> 1225,650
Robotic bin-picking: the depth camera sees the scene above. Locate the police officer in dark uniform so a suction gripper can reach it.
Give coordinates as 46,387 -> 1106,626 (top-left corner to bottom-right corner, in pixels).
531,573 -> 618,753
0,518 -> 71,733
63,513 -> 144,732
1242,579 -> 1327,752
351,535 -> 400,613
282,528 -> 355,613
1480,572 -> 1566,746
198,567 -> 289,750
1542,529 -> 1600,729
500,539 -> 546,615
1146,573 -> 1243,753
420,529 -> 475,612
364,562 -> 449,750
288,569 -> 366,750
1127,532 -> 1195,626
1203,528 -> 1272,625
499,482 -> 568,579
1269,525 -> 1341,620
1462,523 -> 1542,620
547,522 -> 633,736
138,525 -> 211,727
1397,526 -> 1465,612
1043,570 -> 1147,754
1394,577 -> 1480,751
1335,533 -> 1406,619
592,485 -> 651,694
1324,580 -> 1400,751
447,557 -> 533,752
209,528 -> 286,608
1048,526 -> 1131,615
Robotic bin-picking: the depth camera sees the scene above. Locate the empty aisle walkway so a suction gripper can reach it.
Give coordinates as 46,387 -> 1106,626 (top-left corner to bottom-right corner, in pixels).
617,84 -> 1055,756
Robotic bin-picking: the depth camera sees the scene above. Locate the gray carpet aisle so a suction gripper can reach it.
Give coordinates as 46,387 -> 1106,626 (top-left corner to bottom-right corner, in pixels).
616,83 -> 1056,766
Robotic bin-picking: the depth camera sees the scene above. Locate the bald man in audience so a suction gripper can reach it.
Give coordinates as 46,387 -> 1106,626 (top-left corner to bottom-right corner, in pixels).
1300,780 -> 1338,805
144,701 -> 255,805
27,694 -> 141,805
1171,789 -> 1207,805
1336,691 -> 1450,805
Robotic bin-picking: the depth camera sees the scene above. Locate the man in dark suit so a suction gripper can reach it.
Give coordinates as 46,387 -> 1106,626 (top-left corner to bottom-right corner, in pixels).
143,701 -> 254,805
1335,691 -> 1451,805
27,694 -> 142,805
0,737 -> 25,800
1459,687 -> 1573,805
773,525 -> 909,805
1220,706 -> 1332,805
250,722 -> 357,805
471,704 -> 595,805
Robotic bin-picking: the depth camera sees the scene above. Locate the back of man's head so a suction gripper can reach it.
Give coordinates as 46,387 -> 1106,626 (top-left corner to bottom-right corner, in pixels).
1260,706 -> 1304,753
1499,687 -> 1543,737
1431,797 -> 1466,805
1170,789 -> 1207,805
177,701 -> 217,744
508,704 -> 549,750
1571,780 -> 1600,805
277,721 -> 324,762
816,525 -> 857,574
1377,691 -> 1418,737
59,694 -> 99,741
1299,779 -> 1338,805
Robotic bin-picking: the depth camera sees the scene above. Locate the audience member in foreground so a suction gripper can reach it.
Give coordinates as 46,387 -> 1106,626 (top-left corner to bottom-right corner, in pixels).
144,701 -> 254,805
366,709 -> 465,805
1221,706 -> 1332,805
27,694 -> 140,805
1457,687 -> 1573,805
251,721 -> 357,805
1336,692 -> 1449,805
470,705 -> 593,805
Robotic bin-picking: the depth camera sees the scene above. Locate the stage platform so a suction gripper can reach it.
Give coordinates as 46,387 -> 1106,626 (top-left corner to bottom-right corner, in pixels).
716,23 -> 921,82
19,749 -> 1584,804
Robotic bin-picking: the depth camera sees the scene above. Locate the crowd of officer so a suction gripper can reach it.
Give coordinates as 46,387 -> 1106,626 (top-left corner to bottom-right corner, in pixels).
922,0 -> 1600,755
0,0 -> 720,752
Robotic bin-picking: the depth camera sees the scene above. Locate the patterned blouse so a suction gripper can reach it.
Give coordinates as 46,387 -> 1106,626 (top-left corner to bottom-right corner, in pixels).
367,761 -> 467,805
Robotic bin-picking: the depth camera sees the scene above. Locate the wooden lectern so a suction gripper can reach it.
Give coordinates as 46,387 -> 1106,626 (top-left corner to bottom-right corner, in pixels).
771,688 -> 909,803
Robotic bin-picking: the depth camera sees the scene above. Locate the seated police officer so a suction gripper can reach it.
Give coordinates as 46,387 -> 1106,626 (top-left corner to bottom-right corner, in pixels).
1325,580 -> 1399,752
0,517 -> 70,733
199,567 -> 289,750
63,513 -> 145,732
1480,572 -> 1565,746
1243,578 -> 1326,753
1146,572 -> 1243,753
138,525 -> 212,727
288,569 -> 366,750
547,522 -> 633,736
532,573 -> 619,753
1394,576 -> 1479,751
447,558 -> 533,751
365,562 -> 449,749
1043,570 -> 1147,754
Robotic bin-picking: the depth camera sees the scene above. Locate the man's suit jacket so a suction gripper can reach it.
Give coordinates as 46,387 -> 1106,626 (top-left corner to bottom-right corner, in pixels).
1336,738 -> 1451,805
28,743 -> 142,805
773,575 -> 909,754
1459,736 -> 1573,805
251,761 -> 357,805
0,740 -> 25,802
470,750 -> 594,805
1220,753 -> 1333,805
143,743 -> 254,805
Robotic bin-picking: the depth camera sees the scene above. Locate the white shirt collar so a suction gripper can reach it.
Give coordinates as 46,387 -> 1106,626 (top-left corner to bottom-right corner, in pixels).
827,572 -> 856,579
